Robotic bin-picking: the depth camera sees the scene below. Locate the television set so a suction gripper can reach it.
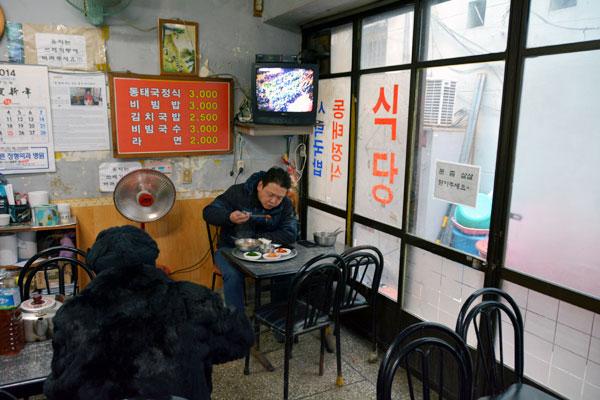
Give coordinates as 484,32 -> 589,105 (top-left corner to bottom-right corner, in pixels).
251,62 -> 319,126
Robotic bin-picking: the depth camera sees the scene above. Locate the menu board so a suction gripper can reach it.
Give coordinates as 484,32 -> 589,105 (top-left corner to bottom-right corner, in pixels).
108,72 -> 233,158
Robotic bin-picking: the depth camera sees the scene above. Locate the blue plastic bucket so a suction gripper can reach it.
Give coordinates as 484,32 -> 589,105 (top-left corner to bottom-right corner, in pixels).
451,226 -> 488,256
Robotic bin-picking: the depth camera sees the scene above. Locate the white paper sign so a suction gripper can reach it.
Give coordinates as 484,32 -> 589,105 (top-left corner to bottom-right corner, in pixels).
308,78 -> 351,209
99,162 -> 142,192
35,33 -> 87,69
0,64 -> 56,174
433,160 -> 481,208
49,71 -> 110,151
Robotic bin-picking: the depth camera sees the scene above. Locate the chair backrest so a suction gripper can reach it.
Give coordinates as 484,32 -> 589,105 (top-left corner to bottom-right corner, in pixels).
286,253 -> 345,334
455,288 -> 524,396
0,389 -> 18,400
377,322 -> 472,400
18,246 -> 94,300
340,245 -> 384,310
205,220 -> 220,263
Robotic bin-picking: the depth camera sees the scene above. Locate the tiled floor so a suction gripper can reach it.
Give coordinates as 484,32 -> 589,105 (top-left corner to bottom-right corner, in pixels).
211,325 -> 384,400
209,284 -> 415,400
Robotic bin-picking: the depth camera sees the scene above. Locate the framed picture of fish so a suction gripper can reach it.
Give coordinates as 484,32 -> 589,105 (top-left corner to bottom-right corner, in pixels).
158,19 -> 199,76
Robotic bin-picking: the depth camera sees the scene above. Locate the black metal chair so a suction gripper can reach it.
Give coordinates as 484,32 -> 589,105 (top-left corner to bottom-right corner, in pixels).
245,253 -> 346,400
456,288 -> 558,399
377,322 -> 473,400
17,246 -> 94,300
339,245 -> 384,362
205,221 -> 246,304
0,389 -> 18,400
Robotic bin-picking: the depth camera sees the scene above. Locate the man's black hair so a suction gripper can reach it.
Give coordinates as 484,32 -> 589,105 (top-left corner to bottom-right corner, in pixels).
261,167 -> 292,190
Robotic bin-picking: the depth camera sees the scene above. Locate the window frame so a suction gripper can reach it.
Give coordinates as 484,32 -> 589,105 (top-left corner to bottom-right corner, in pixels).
301,0 -> 600,315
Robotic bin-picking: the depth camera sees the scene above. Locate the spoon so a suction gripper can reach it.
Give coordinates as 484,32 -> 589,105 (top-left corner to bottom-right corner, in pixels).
329,227 -> 344,237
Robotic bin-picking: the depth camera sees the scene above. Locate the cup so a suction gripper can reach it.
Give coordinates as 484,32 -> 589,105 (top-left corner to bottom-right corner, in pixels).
57,203 -> 71,223
0,214 -> 10,226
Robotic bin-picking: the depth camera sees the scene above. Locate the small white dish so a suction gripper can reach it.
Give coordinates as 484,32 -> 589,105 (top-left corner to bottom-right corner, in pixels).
274,247 -> 291,256
262,252 -> 281,260
243,251 -> 262,261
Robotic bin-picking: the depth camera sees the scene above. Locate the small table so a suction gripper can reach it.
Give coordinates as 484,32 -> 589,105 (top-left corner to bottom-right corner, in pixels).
222,241 -> 347,373
0,341 -> 53,397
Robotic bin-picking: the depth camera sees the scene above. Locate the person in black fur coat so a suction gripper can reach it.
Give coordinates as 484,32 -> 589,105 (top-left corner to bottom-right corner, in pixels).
44,225 -> 254,400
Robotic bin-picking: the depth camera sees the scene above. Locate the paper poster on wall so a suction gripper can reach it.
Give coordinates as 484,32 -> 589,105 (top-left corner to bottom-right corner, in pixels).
99,161 -> 143,192
433,160 -> 481,208
308,77 -> 351,210
7,22 -> 107,71
49,71 -> 110,151
0,64 -> 56,174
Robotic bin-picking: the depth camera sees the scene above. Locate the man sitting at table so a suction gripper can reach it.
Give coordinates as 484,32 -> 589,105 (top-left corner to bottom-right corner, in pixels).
44,225 -> 254,400
202,166 -> 297,314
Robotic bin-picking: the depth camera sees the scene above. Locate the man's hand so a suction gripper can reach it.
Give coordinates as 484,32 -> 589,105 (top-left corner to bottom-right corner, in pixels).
230,211 -> 250,224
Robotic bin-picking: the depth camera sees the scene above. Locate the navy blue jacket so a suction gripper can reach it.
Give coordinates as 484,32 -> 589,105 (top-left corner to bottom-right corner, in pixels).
202,171 -> 297,248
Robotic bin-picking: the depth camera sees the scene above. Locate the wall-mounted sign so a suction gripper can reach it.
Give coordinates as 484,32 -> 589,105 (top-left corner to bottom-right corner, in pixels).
433,160 -> 481,208
108,72 -> 233,158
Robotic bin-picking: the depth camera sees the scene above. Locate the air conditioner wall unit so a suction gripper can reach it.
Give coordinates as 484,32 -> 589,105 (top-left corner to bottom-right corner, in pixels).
423,79 -> 457,127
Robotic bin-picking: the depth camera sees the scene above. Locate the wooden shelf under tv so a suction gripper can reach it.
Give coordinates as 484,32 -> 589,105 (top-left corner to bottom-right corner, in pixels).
234,122 -> 319,136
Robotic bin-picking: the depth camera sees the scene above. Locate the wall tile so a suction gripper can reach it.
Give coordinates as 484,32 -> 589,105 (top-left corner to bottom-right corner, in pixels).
496,339 -> 515,368
404,293 -> 420,316
462,266 -> 484,289
438,310 -> 456,330
582,382 -> 600,400
421,249 -> 442,274
555,323 -> 591,357
549,366 -> 583,400
501,280 -> 529,309
421,285 -> 440,308
524,331 -> 553,363
441,258 -> 463,281
527,290 -> 559,320
440,275 -> 462,300
552,345 -> 587,379
558,301 -> 594,334
524,354 -> 550,386
420,299 -> 439,323
405,277 -> 422,297
439,293 -> 461,316
585,360 -> 600,386
525,310 -> 557,342
592,314 -> 600,339
589,337 -> 600,365
422,268 -> 442,290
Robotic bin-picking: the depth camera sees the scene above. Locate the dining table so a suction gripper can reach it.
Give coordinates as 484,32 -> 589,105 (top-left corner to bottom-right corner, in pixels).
0,340 -> 53,398
222,240 -> 347,374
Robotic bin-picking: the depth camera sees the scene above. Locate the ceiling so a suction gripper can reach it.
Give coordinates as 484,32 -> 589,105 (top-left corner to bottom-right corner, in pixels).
263,0 -> 386,31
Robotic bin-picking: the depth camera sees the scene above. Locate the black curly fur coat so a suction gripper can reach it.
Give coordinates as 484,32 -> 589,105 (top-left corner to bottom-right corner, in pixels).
43,264 -> 254,400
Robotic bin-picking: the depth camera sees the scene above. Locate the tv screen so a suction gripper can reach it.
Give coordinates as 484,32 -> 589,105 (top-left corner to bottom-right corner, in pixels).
251,62 -> 318,126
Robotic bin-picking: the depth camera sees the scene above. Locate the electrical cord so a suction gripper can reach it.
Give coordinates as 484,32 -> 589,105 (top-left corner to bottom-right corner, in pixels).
234,167 -> 244,184
168,228 -> 218,276
293,142 -> 307,184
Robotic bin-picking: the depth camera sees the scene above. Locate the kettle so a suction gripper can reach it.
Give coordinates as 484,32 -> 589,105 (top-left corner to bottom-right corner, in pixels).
19,294 -> 64,342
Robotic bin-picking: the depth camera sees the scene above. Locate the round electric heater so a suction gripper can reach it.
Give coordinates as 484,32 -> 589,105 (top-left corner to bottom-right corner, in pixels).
113,169 -> 176,227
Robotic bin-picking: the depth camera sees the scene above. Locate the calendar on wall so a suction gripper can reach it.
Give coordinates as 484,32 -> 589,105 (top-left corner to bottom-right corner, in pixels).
0,63 -> 56,174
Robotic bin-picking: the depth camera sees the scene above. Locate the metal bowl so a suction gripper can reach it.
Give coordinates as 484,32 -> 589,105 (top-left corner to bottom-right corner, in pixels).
235,238 -> 262,252
313,232 -> 336,247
